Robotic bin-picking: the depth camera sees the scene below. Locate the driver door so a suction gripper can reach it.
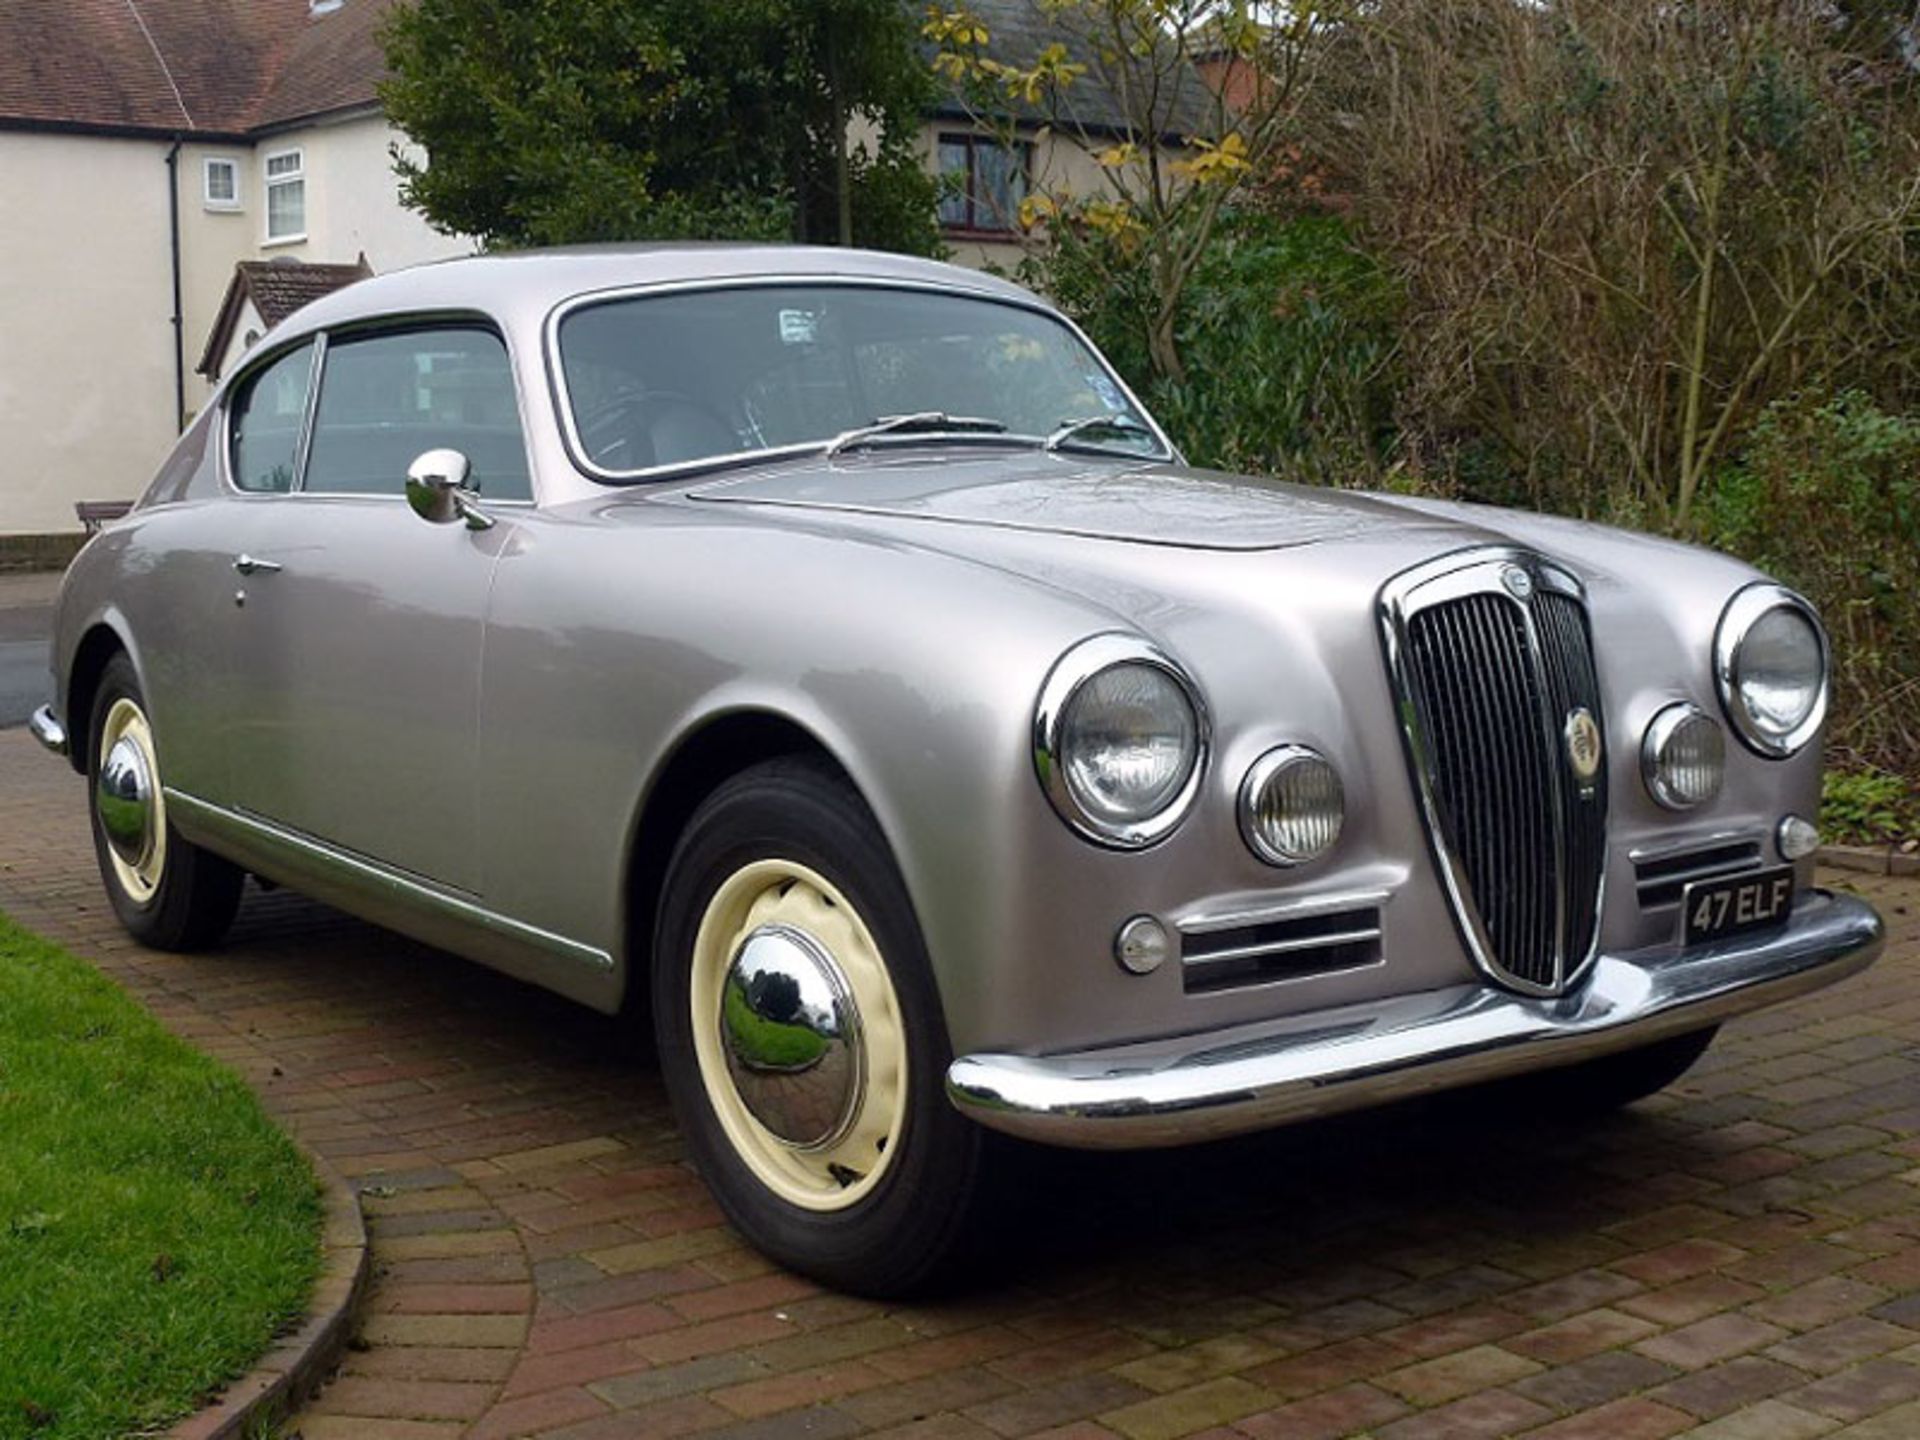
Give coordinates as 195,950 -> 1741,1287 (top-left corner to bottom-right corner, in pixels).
225,323 -> 533,895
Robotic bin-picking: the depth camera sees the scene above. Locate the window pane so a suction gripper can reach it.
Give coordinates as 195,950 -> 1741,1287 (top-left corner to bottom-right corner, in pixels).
266,151 -> 301,178
229,342 -> 313,493
206,162 -> 236,203
267,178 -> 304,238
305,328 -> 530,500
973,144 -> 1026,231
937,139 -> 971,228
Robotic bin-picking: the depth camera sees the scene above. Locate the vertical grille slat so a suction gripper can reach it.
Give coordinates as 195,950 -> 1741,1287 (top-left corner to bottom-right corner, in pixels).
1387,555 -> 1609,994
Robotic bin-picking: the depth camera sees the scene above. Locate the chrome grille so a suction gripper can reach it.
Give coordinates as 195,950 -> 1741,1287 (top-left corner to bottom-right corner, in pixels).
1382,552 -> 1609,994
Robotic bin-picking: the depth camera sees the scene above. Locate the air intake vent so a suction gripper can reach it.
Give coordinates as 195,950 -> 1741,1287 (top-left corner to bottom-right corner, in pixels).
1381,551 -> 1609,996
1634,838 -> 1763,909
1180,906 -> 1382,994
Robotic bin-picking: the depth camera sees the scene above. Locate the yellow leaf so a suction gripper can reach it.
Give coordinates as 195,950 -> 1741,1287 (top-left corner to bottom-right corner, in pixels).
1016,193 -> 1057,229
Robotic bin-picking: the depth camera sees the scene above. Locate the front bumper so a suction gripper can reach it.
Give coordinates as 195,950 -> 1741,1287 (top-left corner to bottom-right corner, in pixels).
28,704 -> 68,757
946,889 -> 1883,1149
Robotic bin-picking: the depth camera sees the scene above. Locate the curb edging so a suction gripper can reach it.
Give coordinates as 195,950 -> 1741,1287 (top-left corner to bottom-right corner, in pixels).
166,1145 -> 371,1440
1818,842 -> 1920,878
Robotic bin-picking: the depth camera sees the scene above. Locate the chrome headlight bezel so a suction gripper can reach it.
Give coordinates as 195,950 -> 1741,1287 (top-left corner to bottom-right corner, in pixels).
1713,584 -> 1829,758
1238,745 -> 1346,867
1640,702 -> 1725,810
1033,634 -> 1209,849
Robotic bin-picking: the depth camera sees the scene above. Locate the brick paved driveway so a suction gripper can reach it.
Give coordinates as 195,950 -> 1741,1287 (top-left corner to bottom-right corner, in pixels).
0,726 -> 1916,1440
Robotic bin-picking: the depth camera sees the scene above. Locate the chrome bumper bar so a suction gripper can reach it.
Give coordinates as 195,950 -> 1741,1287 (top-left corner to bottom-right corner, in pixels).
946,890 -> 1883,1149
27,704 -> 68,757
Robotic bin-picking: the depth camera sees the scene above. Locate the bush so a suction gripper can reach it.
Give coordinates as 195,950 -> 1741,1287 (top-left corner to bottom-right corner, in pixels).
1822,769 -> 1920,847
1705,390 -> 1920,778
1304,0 -> 1920,527
1028,210 -> 1400,481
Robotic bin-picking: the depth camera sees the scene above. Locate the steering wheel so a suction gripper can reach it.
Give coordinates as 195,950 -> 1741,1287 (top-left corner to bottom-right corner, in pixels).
576,389 -> 737,469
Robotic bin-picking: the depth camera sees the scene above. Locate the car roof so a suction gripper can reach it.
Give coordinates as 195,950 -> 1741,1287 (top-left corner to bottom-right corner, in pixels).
284,243 -> 1044,337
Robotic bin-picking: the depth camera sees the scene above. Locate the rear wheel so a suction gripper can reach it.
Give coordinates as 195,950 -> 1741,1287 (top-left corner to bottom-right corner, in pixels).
87,654 -> 242,951
653,757 -> 990,1296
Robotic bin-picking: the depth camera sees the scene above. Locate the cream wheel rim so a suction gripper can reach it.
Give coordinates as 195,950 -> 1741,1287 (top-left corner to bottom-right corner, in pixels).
690,859 -> 908,1211
97,697 -> 168,903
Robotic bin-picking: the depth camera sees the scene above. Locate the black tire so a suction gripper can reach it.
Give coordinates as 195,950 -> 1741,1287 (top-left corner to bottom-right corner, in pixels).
1516,1027 -> 1719,1116
653,756 -> 992,1297
86,654 -> 243,952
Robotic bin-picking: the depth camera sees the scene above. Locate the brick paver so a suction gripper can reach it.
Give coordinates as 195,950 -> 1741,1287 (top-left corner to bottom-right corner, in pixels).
0,725 -> 1914,1440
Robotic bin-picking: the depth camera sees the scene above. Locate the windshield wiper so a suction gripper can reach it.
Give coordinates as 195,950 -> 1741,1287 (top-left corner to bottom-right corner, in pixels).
1044,414 -> 1159,454
824,412 -> 1008,458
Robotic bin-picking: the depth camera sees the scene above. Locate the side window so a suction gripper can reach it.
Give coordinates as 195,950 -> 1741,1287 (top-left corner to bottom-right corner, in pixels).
304,327 -> 531,500
229,342 -> 314,493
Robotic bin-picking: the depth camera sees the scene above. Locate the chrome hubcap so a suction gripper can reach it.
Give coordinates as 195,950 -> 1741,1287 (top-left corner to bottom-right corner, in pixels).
94,697 -> 168,903
97,733 -> 155,868
690,860 -> 908,1212
721,924 -> 864,1149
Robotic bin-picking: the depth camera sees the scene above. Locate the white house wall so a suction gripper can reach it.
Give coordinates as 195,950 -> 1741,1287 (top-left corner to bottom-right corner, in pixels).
0,131 -> 184,537
0,114 -> 471,536
277,116 -> 468,275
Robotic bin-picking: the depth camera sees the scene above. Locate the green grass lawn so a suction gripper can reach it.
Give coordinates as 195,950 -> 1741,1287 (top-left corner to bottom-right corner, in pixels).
0,912 -> 320,1440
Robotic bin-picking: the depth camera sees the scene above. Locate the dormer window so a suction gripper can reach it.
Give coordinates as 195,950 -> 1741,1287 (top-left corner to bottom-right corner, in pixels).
203,157 -> 240,211
264,149 -> 306,243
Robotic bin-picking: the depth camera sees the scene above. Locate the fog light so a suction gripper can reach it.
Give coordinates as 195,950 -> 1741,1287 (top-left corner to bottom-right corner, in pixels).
1239,746 -> 1344,866
1642,703 -> 1724,810
1778,814 -> 1820,861
1114,915 -> 1170,975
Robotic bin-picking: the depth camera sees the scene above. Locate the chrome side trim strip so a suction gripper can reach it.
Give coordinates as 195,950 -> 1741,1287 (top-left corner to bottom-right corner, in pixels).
1182,927 -> 1384,968
1627,830 -> 1761,864
165,789 -> 615,971
1637,856 -> 1765,892
28,705 -> 69,757
1178,889 -> 1392,937
948,889 -> 1882,1150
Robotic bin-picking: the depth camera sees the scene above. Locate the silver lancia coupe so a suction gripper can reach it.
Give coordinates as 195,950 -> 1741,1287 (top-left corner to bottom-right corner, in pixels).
33,246 -> 1883,1294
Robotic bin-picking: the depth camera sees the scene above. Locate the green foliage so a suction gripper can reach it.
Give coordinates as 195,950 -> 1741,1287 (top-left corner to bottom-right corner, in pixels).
722,984 -> 829,1070
1704,391 -> 1920,775
1822,768 -> 1920,846
379,0 -> 939,253
1029,210 -> 1400,479
0,912 -> 319,1439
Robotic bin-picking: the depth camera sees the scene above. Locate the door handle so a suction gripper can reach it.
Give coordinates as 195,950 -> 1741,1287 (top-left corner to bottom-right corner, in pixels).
233,554 -> 283,576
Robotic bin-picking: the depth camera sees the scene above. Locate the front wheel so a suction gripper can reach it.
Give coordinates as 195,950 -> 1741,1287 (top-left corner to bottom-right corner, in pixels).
653,757 -> 991,1296
86,654 -> 243,951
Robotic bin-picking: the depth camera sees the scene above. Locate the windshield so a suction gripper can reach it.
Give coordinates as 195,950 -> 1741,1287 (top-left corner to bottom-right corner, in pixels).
555,282 -> 1166,478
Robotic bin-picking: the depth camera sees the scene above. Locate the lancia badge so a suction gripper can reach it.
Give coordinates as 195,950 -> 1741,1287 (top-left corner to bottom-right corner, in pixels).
1500,564 -> 1534,601
1564,707 -> 1602,784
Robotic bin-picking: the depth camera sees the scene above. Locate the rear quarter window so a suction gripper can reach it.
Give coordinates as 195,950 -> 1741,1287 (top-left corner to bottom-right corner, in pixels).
228,342 -> 315,494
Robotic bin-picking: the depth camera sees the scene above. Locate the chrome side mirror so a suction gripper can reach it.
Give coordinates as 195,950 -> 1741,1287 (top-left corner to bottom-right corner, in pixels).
405,448 -> 493,531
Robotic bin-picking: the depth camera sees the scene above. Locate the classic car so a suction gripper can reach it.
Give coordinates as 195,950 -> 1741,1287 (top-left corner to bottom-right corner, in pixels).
32,245 -> 1883,1295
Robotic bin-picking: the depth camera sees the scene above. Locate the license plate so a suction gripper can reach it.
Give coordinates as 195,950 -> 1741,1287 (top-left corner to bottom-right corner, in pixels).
1683,865 -> 1795,947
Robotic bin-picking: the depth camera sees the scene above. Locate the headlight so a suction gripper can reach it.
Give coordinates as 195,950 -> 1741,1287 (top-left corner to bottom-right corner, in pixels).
1641,703 -> 1724,809
1034,635 -> 1207,847
1714,585 -> 1828,757
1239,746 -> 1344,866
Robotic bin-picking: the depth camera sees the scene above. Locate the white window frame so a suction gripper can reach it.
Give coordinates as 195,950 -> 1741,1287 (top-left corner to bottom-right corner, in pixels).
202,156 -> 241,211
263,147 -> 307,245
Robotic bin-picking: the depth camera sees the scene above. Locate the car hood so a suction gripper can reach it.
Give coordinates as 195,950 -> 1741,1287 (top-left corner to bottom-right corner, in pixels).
650,447 -> 1754,652
681,449 -> 1458,551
